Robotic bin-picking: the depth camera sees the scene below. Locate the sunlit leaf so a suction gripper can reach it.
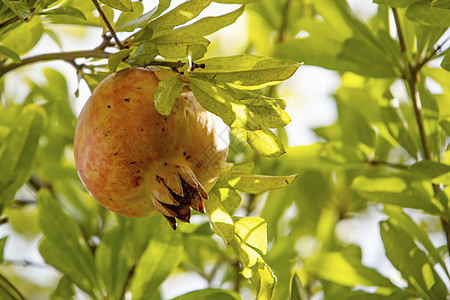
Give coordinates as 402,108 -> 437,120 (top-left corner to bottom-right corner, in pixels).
246,127 -> 286,157
231,217 -> 275,299
99,0 -> 132,12
115,1 -> 144,29
149,0 -> 212,35
108,48 -> 132,72
154,75 -> 183,115
217,186 -> 242,210
152,32 -> 209,60
128,41 -> 158,66
205,193 -> 235,245
189,77 -> 261,130
229,174 -> 296,194
40,6 -> 86,20
171,288 -> 241,300
175,6 -> 245,36
192,55 -> 301,88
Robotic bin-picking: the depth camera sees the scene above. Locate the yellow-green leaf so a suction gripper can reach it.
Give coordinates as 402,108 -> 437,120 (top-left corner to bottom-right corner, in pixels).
192,55 -> 301,89
154,76 -> 182,115
99,0 -> 132,12
205,193 -> 235,245
229,174 -> 297,194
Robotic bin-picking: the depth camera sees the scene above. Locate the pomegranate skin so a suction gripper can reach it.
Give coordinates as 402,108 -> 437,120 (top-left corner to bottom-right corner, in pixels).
74,67 -> 226,225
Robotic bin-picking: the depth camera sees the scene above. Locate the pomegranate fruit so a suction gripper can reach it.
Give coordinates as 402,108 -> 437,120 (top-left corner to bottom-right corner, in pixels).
74,67 -> 227,229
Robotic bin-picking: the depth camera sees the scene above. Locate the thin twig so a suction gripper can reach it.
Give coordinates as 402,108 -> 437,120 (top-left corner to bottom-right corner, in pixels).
407,77 -> 431,160
0,50 -> 110,77
0,16 -> 20,30
91,0 -> 124,49
0,272 -> 26,300
392,8 -> 406,54
367,159 -> 409,170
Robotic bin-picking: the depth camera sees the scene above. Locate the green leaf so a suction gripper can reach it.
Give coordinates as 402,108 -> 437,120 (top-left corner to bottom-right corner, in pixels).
99,0 -> 132,12
115,5 -> 159,31
51,275 -> 75,300
96,227 -> 131,300
231,217 -> 275,299
0,237 -> 7,263
205,193 -> 235,245
352,175 -> 445,215
380,103 -> 418,159
0,17 -> 43,55
40,6 -> 86,20
38,189 -> 100,298
154,75 -> 183,115
408,161 -> 450,185
380,220 -> 448,299
192,55 -> 301,88
0,45 -> 20,62
234,216 -> 267,255
229,174 -> 297,194
373,0 -> 417,7
246,127 -> 286,157
3,1 -> 30,19
337,37 -> 397,77
213,0 -> 259,3
128,41 -> 158,66
175,6 -> 245,36
108,48 -> 132,72
245,102 -> 291,128
441,54 -> 450,71
0,104 -> 46,214
130,224 -> 183,299
217,186 -> 242,210
115,1 -> 144,29
430,0 -> 450,9
383,205 -> 450,278
304,251 -> 396,288
151,32 -> 210,60
406,1 -> 450,26
188,77 -> 261,130
290,273 -> 309,300
149,0 -> 213,35
171,288 -> 241,300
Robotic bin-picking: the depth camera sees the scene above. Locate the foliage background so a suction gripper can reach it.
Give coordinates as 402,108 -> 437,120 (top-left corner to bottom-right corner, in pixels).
0,0 -> 450,299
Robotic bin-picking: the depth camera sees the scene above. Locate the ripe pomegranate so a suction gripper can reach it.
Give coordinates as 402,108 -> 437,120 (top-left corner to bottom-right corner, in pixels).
74,67 -> 227,229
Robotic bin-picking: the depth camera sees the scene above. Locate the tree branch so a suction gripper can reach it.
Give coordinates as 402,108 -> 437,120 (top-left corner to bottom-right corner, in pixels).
91,0 -> 124,49
0,50 -> 110,77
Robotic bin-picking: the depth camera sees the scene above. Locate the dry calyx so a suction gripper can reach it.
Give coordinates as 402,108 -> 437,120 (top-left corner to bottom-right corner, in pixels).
74,67 -> 227,229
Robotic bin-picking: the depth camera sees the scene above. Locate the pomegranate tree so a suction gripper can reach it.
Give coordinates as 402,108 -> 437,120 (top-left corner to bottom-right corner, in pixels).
74,67 -> 227,229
